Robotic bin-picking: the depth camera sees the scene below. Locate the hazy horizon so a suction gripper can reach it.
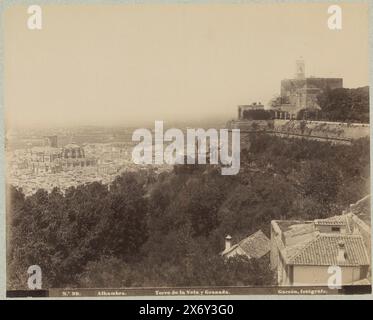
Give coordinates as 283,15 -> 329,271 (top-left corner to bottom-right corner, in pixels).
4,3 -> 370,128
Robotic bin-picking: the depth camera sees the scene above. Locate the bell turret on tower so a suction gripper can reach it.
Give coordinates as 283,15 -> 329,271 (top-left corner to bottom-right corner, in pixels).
295,57 -> 305,79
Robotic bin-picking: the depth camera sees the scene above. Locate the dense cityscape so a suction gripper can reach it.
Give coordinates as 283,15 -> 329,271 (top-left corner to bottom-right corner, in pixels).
6,128 -> 173,196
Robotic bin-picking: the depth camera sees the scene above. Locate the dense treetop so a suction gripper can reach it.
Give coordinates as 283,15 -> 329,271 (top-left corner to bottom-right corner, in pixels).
317,86 -> 369,123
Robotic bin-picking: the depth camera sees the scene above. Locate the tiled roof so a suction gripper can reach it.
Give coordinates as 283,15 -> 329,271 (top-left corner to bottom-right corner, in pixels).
222,230 -> 271,259
238,230 -> 271,259
289,234 -> 369,266
314,215 -> 347,226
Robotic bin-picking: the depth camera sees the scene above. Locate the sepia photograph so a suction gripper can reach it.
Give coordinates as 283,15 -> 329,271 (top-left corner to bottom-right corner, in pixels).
1,0 -> 372,299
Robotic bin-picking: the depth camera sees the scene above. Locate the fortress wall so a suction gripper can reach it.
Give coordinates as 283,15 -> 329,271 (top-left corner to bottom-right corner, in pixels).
228,120 -> 370,143
273,120 -> 370,141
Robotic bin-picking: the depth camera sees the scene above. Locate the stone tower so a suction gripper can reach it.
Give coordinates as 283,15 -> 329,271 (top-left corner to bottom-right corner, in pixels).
295,58 -> 305,79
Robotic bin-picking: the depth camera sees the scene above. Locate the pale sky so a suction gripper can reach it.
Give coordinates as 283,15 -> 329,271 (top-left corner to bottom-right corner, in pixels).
4,3 -> 370,127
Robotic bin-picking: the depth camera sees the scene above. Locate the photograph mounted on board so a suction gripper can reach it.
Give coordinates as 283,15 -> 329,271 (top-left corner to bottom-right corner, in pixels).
2,1 -> 371,297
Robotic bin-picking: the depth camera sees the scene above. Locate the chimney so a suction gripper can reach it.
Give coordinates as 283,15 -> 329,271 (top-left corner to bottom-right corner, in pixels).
337,241 -> 347,264
225,235 -> 232,251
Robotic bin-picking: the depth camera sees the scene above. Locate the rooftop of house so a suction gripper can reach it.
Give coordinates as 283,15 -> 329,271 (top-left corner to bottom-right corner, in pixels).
272,195 -> 371,268
288,234 -> 369,267
221,230 -> 271,259
314,215 -> 348,226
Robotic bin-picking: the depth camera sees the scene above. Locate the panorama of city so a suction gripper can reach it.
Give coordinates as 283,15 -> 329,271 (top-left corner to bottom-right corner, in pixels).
6,58 -> 372,293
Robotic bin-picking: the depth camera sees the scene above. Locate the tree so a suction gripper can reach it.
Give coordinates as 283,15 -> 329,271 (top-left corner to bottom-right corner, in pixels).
317,86 -> 369,123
